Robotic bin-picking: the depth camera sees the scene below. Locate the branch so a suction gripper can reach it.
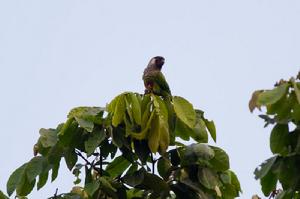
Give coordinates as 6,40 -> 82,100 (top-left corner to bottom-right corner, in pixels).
75,149 -> 101,174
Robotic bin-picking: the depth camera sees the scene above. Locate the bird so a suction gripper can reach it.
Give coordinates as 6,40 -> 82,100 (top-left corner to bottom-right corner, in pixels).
142,56 -> 171,98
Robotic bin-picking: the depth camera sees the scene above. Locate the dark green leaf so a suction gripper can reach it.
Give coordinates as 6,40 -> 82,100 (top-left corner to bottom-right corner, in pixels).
84,181 -> 100,196
293,81 -> 300,104
257,83 -> 289,106
7,163 -> 27,196
254,156 -> 277,180
173,96 -> 196,128
260,169 -> 277,196
16,174 -> 35,196
37,170 -> 49,190
229,170 -> 242,193
209,146 -> 229,171
134,140 -> 150,164
105,156 -> 130,178
84,129 -> 106,155
174,118 -> 191,141
123,169 -> 145,187
0,190 -> 9,199
192,118 -> 208,143
157,157 -> 171,179
26,156 -> 47,183
51,162 -> 59,182
270,124 -> 289,155
99,177 -> 117,192
64,149 -> 78,171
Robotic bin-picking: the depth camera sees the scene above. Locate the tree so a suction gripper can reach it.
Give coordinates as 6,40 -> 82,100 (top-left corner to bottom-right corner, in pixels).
249,72 -> 300,199
5,90 -> 241,198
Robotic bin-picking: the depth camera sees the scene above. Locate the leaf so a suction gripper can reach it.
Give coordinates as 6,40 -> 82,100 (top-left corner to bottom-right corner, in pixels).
129,93 -> 142,125
0,190 -> 9,199
51,162 -> 59,182
16,174 -> 35,197
198,167 -> 220,190
249,90 -> 264,112
133,140 -> 150,164
270,124 -> 289,155
75,117 -> 94,132
142,172 -> 169,194
257,83 -> 289,106
84,129 -> 106,156
99,177 -> 117,192
68,106 -> 104,125
157,157 -> 171,179
7,163 -> 27,196
209,146 -> 229,171
84,181 -> 100,196
39,128 -> 57,148
254,156 -> 277,179
204,119 -> 216,142
123,169 -> 145,187
37,170 -> 49,190
173,96 -> 196,128
174,118 -> 191,141
293,81 -> 300,104
105,156 -> 130,178
64,149 -> 78,171
112,95 -> 126,127
148,114 -> 161,153
229,170 -> 242,193
260,169 -> 277,196
193,118 -> 208,143
26,156 -> 47,183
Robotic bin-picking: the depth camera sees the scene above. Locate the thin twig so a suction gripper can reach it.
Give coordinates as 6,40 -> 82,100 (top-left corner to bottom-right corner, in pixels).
150,153 -> 155,174
75,149 -> 101,174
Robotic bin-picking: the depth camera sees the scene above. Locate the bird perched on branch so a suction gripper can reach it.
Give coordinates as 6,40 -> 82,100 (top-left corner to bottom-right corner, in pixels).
143,56 -> 171,98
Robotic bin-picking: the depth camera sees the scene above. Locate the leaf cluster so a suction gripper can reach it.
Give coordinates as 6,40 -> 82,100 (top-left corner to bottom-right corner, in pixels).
250,73 -> 300,198
6,92 -> 241,199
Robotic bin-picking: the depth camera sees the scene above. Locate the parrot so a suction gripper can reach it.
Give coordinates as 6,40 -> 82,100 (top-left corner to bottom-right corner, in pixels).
143,56 -> 172,98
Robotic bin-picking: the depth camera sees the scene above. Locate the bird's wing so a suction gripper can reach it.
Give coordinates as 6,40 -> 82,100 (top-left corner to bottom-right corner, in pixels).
153,71 -> 171,95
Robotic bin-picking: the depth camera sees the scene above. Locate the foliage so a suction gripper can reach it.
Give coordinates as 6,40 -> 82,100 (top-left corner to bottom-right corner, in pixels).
6,92 -> 241,198
249,72 -> 300,199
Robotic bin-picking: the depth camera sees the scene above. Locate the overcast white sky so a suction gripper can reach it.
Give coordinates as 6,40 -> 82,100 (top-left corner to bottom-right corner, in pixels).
0,1 -> 299,198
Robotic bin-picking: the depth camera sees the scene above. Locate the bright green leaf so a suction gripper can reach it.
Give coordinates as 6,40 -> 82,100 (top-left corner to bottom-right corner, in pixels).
173,96 -> 196,128
112,94 -> 126,127
129,93 -> 142,125
257,83 -> 289,106
204,119 -> 216,142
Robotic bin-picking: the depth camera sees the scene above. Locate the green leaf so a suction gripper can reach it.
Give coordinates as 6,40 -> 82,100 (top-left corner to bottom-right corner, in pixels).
37,170 -> 49,190
51,162 -> 59,182
254,156 -> 277,179
293,81 -> 300,104
209,146 -> 229,171
68,106 -> 104,125
99,177 -> 117,192
173,96 -> 196,128
229,170 -> 242,193
112,95 -> 126,127
0,190 -> 9,199
174,118 -> 191,141
26,156 -> 47,183
249,90 -> 264,112
84,181 -> 100,196
204,119 -> 216,142
84,129 -> 106,155
157,157 -> 171,179
75,117 -> 94,132
192,118 -> 208,143
123,169 -> 145,187
270,124 -> 289,155
133,140 -> 150,164
257,83 -> 289,106
64,149 -> 78,171
39,128 -> 57,148
126,189 -> 144,198
105,156 -> 130,178
16,174 -> 35,197
7,163 -> 27,196
129,93 -> 142,125
260,169 -> 277,196
198,167 -> 220,190
142,172 -> 169,194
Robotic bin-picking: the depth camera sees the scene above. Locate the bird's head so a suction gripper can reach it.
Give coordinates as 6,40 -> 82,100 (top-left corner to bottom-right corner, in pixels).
148,56 -> 165,70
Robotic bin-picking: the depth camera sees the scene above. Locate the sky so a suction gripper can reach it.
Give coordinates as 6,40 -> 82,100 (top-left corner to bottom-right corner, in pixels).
0,1 -> 299,198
